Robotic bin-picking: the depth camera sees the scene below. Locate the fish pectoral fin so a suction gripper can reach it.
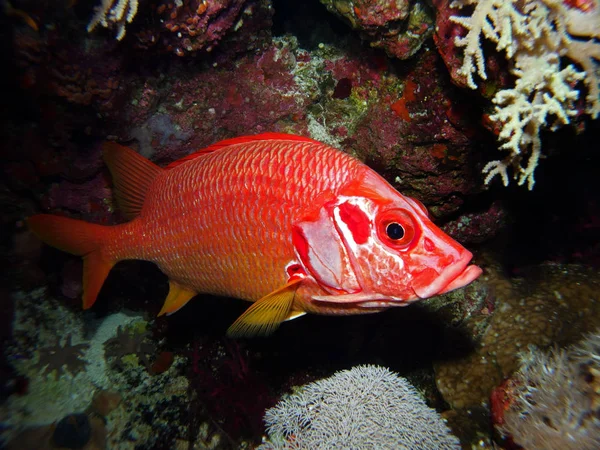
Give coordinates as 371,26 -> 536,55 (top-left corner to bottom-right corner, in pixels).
312,292 -> 389,304
285,310 -> 306,322
226,279 -> 302,338
158,281 -> 197,316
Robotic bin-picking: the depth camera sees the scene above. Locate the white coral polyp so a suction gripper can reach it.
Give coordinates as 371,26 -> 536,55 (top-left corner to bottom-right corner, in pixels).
258,365 -> 460,449
502,333 -> 600,449
87,0 -> 139,41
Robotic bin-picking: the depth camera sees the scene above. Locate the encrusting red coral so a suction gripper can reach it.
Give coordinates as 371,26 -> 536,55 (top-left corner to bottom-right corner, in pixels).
135,0 -> 274,56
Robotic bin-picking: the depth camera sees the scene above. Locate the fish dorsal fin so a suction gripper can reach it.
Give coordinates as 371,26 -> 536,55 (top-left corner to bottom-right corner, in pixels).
166,133 -> 323,169
226,278 -> 302,338
102,142 -> 163,220
158,281 -> 197,316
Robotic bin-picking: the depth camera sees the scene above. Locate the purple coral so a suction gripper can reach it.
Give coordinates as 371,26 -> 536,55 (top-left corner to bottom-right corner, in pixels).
37,335 -> 89,377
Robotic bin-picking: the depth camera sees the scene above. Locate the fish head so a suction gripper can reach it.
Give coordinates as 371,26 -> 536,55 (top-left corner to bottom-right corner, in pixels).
292,170 -> 482,309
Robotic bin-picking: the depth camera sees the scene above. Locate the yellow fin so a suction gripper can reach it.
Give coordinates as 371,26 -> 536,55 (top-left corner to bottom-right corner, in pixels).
285,311 -> 306,321
158,281 -> 197,316
226,279 -> 302,338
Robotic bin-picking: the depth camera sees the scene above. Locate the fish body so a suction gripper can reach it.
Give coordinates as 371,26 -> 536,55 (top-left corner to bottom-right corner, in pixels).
27,133 -> 482,337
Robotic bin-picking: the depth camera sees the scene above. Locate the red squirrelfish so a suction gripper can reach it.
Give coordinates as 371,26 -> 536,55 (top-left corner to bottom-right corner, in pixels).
27,133 -> 482,337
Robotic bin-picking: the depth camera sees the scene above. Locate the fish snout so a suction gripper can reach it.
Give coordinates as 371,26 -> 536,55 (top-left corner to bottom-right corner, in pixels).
411,250 -> 482,299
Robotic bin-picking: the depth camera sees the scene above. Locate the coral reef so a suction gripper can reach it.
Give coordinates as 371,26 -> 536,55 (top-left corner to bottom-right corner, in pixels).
53,413 -> 93,448
90,390 -> 122,417
440,0 -> 600,189
3,289 -> 144,426
1,287 -> 224,449
88,0 -> 139,40
354,53 -> 483,216
135,0 -> 274,56
86,0 -> 273,54
5,390 -> 121,450
497,332 -> 600,449
258,365 -> 460,449
319,0 -> 435,59
13,22 -> 125,112
1,0 -> 598,448
188,336 -> 274,441
434,260 -> 600,409
36,334 -> 89,377
441,201 -> 507,244
104,324 -> 155,370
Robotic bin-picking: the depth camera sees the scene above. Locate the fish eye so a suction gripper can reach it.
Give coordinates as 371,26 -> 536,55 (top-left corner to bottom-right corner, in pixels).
377,209 -> 419,250
386,222 -> 405,240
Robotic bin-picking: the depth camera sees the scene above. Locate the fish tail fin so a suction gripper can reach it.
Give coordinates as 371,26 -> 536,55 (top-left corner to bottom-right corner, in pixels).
26,214 -> 115,309
102,142 -> 163,221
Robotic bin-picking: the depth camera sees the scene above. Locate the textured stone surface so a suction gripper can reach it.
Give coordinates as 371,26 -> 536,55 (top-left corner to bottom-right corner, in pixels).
320,0 -> 434,59
435,260 -> 600,409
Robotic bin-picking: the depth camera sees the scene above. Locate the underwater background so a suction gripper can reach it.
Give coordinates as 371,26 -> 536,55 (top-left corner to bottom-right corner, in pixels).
1,0 -> 599,449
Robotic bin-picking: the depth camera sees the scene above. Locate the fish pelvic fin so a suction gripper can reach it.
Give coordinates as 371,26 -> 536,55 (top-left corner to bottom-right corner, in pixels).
158,281 -> 197,316
102,142 -> 163,220
226,278 -> 302,339
27,214 -> 115,309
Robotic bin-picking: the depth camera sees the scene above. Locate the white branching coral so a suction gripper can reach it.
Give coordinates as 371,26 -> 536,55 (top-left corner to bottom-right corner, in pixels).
87,0 -> 139,41
450,0 -> 600,189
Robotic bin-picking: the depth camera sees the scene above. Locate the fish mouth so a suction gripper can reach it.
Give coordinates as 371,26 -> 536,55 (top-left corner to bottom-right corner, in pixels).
437,264 -> 482,294
411,252 -> 482,299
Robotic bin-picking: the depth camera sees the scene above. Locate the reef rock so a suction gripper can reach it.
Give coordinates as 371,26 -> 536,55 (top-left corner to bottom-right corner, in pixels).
319,0 -> 435,59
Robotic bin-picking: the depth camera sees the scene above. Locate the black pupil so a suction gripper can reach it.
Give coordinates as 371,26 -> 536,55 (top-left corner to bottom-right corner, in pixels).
386,222 -> 405,240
